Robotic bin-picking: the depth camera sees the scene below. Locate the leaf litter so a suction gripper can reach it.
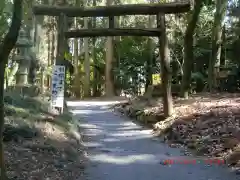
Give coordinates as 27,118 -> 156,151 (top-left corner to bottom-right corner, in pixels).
115,93 -> 240,169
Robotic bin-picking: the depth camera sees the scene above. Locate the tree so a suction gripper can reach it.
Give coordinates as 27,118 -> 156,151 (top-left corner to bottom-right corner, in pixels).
0,1 -> 22,179
83,0 -> 91,97
180,0 -> 203,98
208,0 -> 228,91
92,0 -> 98,96
105,0 -> 115,96
158,14 -> 173,117
145,0 -> 155,90
73,0 -> 81,98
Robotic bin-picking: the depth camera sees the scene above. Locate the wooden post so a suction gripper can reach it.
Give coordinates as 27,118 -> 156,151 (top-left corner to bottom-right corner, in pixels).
40,68 -> 44,94
105,0 -> 115,96
109,14 -> 115,93
56,13 -> 67,65
55,13 -> 67,114
157,14 -> 173,117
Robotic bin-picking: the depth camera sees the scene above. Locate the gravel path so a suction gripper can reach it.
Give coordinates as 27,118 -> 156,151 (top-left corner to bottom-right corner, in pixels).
67,100 -> 240,180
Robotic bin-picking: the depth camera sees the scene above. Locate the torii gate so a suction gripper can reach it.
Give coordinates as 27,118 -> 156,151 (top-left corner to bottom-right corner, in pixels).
32,1 -> 191,116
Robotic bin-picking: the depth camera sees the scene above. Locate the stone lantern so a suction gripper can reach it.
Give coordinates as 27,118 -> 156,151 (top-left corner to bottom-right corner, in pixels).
13,29 -> 33,85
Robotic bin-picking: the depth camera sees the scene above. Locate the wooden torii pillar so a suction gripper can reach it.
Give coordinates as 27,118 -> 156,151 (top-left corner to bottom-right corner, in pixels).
32,1 -> 191,117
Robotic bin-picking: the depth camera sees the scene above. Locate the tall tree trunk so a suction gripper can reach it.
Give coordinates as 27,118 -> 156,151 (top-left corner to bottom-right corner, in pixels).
220,24 -> 226,67
83,0 -> 90,97
112,0 -> 121,95
51,17 -> 56,66
105,0 -> 115,97
48,20 -> 56,89
158,14 -> 173,117
208,0 -> 227,91
47,28 -> 51,88
0,61 -> 6,180
180,0 -> 203,98
73,0 -> 81,98
145,1 -> 155,91
115,0 -> 122,92
92,0 -> 99,96
0,1 -> 22,179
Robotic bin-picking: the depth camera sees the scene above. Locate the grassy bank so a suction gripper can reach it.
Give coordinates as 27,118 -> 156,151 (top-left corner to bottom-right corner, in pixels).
3,92 -> 85,180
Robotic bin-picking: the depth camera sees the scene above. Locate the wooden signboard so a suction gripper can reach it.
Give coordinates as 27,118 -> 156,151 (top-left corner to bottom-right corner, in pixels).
51,65 -> 65,113
152,74 -> 161,85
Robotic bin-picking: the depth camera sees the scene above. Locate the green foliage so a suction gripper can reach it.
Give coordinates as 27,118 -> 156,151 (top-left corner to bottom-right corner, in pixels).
218,66 -> 240,92
191,72 -> 205,81
0,0 -> 13,39
114,37 -> 150,91
191,72 -> 207,92
203,0 -> 214,6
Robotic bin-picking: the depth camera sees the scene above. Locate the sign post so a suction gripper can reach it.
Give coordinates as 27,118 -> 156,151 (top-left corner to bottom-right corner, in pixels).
51,65 -> 65,114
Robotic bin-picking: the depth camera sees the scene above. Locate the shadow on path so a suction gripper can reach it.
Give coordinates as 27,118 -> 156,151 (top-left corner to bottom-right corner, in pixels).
67,100 -> 240,180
